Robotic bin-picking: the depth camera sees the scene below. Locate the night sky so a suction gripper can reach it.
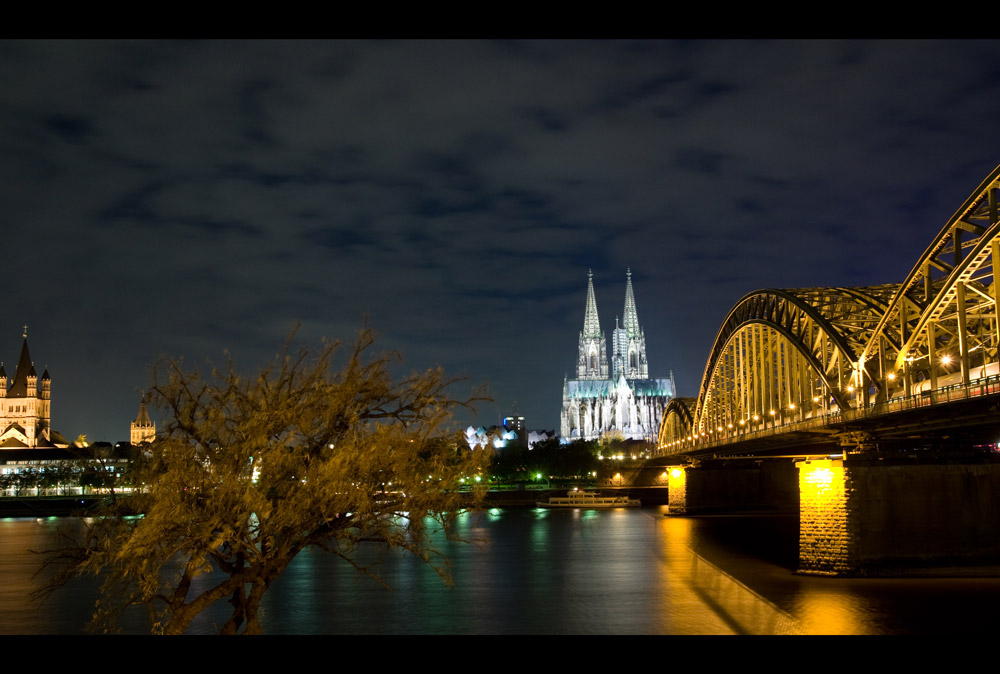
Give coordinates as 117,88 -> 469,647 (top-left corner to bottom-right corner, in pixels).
3,39 -> 1000,443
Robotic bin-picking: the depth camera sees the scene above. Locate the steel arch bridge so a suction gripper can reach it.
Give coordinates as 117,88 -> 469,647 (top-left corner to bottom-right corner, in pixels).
659,164 -> 1000,456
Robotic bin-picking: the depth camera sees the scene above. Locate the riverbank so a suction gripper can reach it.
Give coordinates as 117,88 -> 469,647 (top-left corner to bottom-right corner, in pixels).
483,486 -> 667,507
0,496 -> 103,517
0,486 -> 670,517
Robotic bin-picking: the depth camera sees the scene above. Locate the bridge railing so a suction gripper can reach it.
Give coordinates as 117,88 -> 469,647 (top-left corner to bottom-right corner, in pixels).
660,372 -> 1000,456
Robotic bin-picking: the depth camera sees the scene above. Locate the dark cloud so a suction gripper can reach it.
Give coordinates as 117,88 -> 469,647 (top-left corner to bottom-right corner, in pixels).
42,114 -> 95,143
521,107 -> 571,133
1,39 -> 999,441
674,146 -> 728,175
303,226 -> 377,250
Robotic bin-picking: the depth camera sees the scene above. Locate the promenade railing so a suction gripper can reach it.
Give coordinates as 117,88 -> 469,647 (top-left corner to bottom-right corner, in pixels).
662,372 -> 1000,456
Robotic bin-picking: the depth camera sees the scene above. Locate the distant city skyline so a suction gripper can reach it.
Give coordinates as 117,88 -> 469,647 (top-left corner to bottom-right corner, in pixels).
2,40 -> 1000,441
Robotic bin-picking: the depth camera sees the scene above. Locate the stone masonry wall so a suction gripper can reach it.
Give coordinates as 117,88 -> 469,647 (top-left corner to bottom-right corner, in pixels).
667,466 -> 687,514
798,460 -> 855,575
798,460 -> 1000,575
850,462 -> 1000,569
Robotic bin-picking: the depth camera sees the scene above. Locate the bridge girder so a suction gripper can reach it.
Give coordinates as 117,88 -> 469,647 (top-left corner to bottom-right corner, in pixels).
658,397 -> 695,448
689,287 -> 895,439
860,165 -> 1000,400
660,164 -> 1000,457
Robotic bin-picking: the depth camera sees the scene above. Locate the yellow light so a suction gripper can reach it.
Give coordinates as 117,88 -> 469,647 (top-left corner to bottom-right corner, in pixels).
887,373 -> 896,381
670,468 -> 682,479
941,355 -> 952,365
769,410 -> 776,416
802,465 -> 834,488
813,396 -> 820,403
789,403 -> 795,409
753,415 -> 760,421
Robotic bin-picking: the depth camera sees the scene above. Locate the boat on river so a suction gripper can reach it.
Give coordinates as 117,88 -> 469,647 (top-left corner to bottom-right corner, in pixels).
537,488 -> 640,509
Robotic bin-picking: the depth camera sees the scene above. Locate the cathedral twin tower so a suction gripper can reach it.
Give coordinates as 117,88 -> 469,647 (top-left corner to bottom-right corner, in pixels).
561,270 -> 674,442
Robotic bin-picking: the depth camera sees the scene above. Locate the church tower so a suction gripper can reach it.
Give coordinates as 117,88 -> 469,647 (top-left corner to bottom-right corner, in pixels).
576,270 -> 609,380
0,328 -> 53,448
131,396 -> 156,445
612,268 -> 649,380
561,270 -> 673,442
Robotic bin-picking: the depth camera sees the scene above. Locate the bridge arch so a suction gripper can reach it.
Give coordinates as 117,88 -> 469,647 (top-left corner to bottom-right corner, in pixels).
860,165 -> 1000,400
691,287 -> 899,440
658,397 -> 696,449
663,164 -> 1000,456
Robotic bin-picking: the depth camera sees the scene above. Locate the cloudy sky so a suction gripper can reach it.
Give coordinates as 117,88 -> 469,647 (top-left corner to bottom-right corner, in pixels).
2,39 -> 1000,442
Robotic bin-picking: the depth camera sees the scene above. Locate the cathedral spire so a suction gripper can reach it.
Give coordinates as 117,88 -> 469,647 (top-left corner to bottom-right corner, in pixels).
622,268 -> 640,336
576,270 -> 608,380
582,269 -> 601,338
612,268 -> 649,380
562,267 -> 672,443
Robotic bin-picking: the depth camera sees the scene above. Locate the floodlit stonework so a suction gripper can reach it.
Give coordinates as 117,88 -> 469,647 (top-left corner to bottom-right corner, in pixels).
130,397 -> 156,445
0,332 -> 55,448
561,270 -> 674,441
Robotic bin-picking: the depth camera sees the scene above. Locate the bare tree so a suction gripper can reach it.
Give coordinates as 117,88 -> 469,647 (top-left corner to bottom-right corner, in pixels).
38,328 -> 491,634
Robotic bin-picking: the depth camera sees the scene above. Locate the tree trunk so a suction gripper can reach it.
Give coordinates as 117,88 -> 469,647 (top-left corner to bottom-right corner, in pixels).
241,578 -> 269,635
220,585 -> 247,635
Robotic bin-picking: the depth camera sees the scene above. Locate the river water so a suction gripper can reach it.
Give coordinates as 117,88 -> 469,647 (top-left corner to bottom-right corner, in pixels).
2,507 -> 999,635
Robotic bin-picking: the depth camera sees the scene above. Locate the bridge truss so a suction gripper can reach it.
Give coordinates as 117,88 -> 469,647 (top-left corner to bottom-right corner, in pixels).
660,164 -> 1000,454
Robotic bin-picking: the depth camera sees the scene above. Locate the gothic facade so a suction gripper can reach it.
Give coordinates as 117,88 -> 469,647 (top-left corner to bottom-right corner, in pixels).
0,333 -> 54,448
561,270 -> 674,442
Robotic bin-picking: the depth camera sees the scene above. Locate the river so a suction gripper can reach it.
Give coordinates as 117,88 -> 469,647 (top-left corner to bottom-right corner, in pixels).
2,507 -> 998,634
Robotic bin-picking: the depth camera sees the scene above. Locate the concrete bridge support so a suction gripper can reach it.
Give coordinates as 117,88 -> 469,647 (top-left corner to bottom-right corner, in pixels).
797,459 -> 853,575
665,455 -> 1000,575
798,457 -> 1000,575
665,460 -> 798,515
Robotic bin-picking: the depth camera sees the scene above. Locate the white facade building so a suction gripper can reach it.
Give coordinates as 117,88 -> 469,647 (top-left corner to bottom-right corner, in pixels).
561,270 -> 674,442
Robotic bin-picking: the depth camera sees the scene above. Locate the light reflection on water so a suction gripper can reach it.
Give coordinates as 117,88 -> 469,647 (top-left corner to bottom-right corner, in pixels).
3,508 -> 1000,634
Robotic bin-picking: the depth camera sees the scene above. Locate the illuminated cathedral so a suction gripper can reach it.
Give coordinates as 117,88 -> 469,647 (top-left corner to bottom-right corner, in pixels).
561,270 -> 674,442
0,330 -> 55,448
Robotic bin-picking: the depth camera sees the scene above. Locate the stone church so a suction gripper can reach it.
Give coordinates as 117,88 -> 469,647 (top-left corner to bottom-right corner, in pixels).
561,270 -> 674,442
130,397 -> 156,445
0,331 -> 55,448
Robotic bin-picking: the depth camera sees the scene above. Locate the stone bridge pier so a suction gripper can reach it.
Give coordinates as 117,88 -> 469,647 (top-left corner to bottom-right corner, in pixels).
663,455 -> 1000,575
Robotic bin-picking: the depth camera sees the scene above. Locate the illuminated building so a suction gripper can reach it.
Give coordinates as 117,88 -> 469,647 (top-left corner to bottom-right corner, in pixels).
130,397 -> 156,445
502,411 -> 526,447
502,414 -> 525,434
561,270 -> 674,441
464,425 -> 516,450
0,331 -> 59,448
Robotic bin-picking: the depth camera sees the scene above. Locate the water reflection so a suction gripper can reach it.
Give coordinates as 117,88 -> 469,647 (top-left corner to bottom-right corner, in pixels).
657,515 -> 800,634
3,509 -> 1000,634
